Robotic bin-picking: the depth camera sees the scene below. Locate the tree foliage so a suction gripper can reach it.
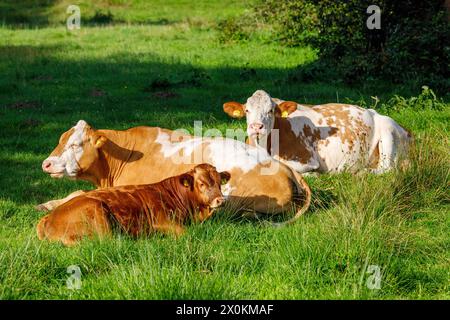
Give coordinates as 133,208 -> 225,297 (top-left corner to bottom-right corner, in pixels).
248,0 -> 450,88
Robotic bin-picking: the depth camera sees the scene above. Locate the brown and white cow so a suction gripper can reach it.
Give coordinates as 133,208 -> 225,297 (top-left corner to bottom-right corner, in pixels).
38,120 -> 310,225
223,90 -> 412,174
37,164 -> 230,246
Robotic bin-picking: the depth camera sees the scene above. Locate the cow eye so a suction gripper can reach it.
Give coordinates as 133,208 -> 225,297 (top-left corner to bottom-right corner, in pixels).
245,109 -> 249,113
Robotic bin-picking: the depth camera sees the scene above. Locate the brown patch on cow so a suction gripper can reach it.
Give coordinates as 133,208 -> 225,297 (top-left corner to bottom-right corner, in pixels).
270,117 -> 313,164
302,124 -> 321,143
49,128 -> 75,157
328,127 -> 338,136
222,165 -> 295,213
312,104 -> 365,151
318,138 -> 330,147
326,118 -> 334,126
369,142 -> 380,169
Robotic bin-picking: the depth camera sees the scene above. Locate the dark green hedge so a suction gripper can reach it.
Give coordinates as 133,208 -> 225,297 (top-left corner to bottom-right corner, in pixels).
231,0 -> 450,89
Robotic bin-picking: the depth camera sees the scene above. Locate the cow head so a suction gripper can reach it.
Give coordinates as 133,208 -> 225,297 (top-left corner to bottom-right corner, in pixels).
42,120 -> 107,179
179,163 -> 230,209
223,90 -> 297,146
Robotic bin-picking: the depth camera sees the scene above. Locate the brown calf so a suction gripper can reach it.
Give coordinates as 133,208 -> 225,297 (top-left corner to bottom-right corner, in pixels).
37,164 -> 230,246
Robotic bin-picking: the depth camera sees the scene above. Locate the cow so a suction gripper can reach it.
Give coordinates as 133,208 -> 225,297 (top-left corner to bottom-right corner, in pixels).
37,164 -> 231,246
223,90 -> 412,174
38,120 -> 311,226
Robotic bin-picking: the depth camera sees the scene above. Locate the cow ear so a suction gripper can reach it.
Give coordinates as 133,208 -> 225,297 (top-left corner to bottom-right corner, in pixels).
180,174 -> 194,189
275,101 -> 298,118
92,135 -> 107,149
220,171 -> 231,185
223,102 -> 245,118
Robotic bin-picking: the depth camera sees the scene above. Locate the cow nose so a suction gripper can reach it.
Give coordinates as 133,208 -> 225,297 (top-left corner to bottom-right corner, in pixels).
249,123 -> 264,131
211,196 -> 225,208
42,160 -> 53,172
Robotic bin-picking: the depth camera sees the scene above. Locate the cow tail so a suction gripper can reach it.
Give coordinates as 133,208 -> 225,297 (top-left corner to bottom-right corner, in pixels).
36,215 -> 49,240
272,168 -> 311,227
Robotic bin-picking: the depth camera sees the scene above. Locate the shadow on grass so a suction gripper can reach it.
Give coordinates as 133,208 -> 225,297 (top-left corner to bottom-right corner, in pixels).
0,1 -> 184,29
0,0 -> 59,27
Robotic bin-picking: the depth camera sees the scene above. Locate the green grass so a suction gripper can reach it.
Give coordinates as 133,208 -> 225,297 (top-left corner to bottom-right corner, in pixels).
0,0 -> 449,299
0,0 -> 253,26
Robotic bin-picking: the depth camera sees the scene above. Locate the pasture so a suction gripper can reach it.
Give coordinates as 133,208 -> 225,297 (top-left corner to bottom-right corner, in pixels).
0,0 -> 449,299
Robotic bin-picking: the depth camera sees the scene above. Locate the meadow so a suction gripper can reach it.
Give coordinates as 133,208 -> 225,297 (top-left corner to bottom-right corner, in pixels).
0,0 -> 448,299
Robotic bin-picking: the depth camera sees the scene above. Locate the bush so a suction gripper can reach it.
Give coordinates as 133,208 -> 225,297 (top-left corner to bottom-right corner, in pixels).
217,17 -> 252,43
216,10 -> 270,44
255,0 -> 318,46
87,10 -> 115,25
378,86 -> 447,113
345,86 -> 447,113
251,0 -> 450,89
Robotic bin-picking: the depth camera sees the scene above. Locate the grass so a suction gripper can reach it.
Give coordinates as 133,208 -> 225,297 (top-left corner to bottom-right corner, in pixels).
0,0 -> 449,299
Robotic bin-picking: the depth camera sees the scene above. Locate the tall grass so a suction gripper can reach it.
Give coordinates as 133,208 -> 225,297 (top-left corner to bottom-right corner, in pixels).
0,134 -> 448,299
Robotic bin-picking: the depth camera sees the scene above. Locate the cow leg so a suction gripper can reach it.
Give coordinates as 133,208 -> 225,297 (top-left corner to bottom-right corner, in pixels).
36,199 -> 111,246
36,190 -> 87,212
153,221 -> 185,237
195,207 -> 214,223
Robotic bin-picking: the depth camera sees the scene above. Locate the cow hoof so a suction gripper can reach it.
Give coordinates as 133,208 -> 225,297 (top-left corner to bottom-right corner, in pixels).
35,204 -> 50,212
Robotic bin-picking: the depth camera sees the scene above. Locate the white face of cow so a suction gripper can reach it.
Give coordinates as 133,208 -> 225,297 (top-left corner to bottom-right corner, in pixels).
223,90 -> 298,147
223,90 -> 277,145
42,120 -> 106,179
244,90 -> 277,141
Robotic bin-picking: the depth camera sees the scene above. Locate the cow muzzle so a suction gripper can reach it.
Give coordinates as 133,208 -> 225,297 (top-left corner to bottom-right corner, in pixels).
210,196 -> 225,209
42,158 -> 65,178
248,123 -> 266,137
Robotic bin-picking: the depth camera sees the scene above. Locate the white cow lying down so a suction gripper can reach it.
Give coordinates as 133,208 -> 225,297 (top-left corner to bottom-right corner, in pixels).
223,90 -> 412,174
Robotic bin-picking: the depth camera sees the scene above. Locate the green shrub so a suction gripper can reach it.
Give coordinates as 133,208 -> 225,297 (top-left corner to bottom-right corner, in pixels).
345,86 -> 447,113
87,10 -> 115,25
250,0 -> 450,89
378,86 -> 447,113
0,0 -> 52,26
217,17 -> 252,43
216,10 -> 270,44
255,0 -> 318,46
